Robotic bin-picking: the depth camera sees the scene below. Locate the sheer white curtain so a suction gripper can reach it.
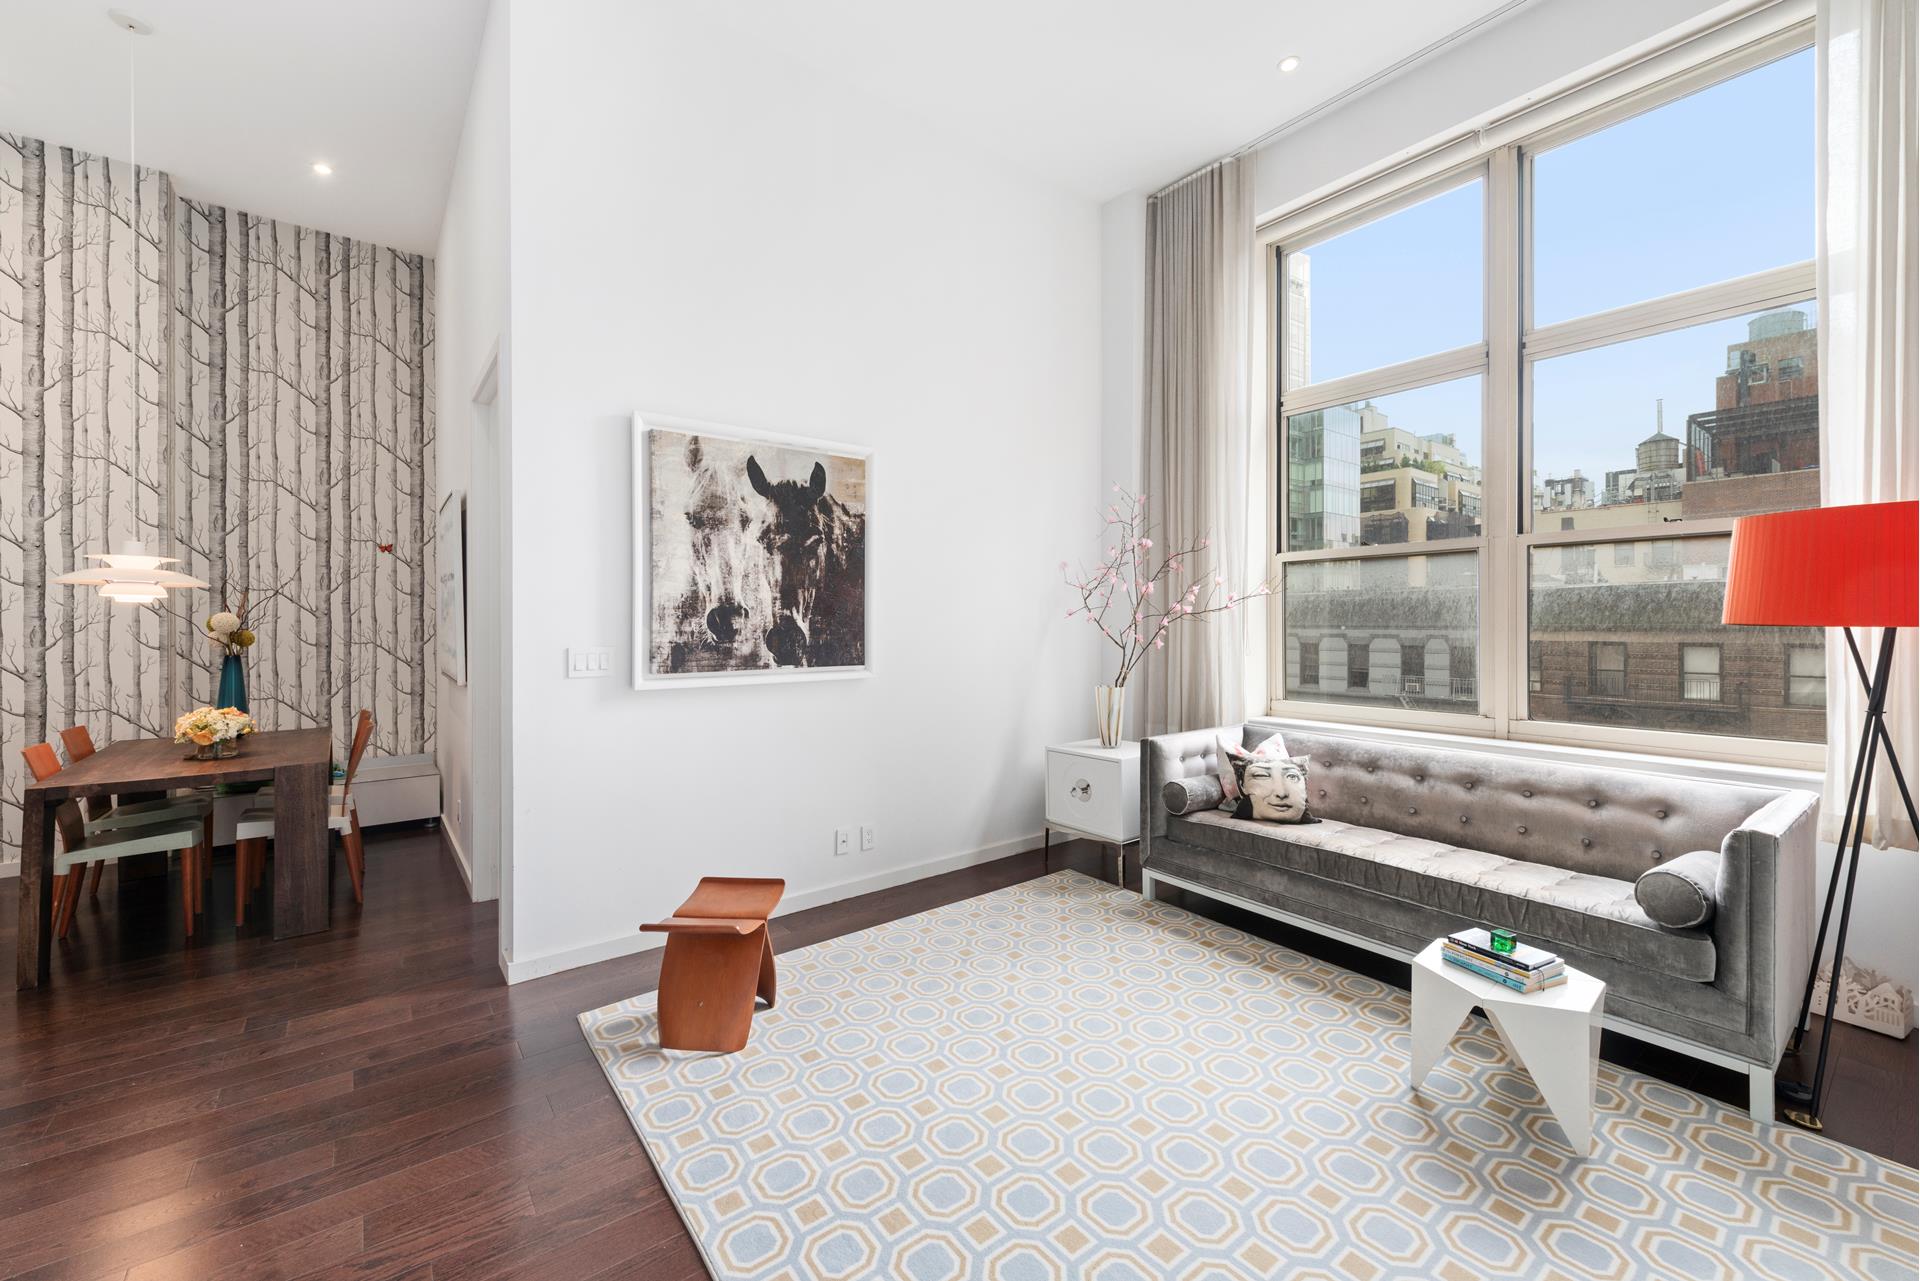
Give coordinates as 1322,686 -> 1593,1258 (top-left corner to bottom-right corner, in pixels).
1139,158 -> 1260,735
1816,0 -> 1918,850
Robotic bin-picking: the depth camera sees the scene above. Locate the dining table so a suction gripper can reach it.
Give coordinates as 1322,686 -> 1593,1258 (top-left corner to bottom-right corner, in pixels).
16,727 -> 334,989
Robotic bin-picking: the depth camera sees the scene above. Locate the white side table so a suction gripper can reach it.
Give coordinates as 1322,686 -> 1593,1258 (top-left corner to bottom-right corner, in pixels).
1410,938 -> 1608,1155
1044,740 -> 1140,887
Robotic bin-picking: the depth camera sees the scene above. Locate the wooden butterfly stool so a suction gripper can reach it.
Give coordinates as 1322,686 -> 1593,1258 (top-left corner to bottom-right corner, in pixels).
642,877 -> 786,1053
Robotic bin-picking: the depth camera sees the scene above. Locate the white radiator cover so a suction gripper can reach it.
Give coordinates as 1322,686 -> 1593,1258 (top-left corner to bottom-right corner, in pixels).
210,754 -> 442,845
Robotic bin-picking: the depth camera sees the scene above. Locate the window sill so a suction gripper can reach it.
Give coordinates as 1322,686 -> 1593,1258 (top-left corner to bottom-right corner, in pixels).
1254,710 -> 1822,793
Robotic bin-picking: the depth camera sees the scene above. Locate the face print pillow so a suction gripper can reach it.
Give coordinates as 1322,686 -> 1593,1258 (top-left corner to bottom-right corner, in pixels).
1231,754 -> 1319,824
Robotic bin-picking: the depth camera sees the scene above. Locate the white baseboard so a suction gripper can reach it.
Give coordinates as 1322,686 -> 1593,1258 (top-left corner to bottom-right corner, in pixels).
442,822 -> 475,898
0,859 -> 15,881
498,830 -> 1045,986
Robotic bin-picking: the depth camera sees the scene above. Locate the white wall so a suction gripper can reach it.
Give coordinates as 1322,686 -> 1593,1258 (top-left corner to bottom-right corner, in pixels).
499,2 -> 1103,978
434,0 -> 510,911
1098,192 -> 1148,738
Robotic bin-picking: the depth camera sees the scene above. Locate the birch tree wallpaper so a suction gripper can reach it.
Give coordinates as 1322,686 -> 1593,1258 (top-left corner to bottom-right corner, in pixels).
0,131 -> 436,863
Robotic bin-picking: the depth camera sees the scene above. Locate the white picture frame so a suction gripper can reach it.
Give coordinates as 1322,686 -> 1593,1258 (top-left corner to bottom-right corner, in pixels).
436,489 -> 468,686
632,411 -> 873,690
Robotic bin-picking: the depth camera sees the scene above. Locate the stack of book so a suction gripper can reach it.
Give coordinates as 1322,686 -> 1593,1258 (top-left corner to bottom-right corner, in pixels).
1443,928 -> 1566,994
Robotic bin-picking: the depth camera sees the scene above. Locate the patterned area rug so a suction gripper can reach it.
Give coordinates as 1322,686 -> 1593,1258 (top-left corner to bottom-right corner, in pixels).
579,871 -> 1918,1281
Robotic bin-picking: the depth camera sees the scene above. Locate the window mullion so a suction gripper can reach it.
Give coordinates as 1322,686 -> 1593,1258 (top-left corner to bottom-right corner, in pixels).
1522,261 -> 1816,362
1484,144 -> 1522,738
1280,344 -> 1487,418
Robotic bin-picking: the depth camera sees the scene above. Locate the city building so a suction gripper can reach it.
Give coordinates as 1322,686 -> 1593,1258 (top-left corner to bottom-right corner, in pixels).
1527,558 -> 1825,742
1286,402 -> 1362,549
1539,470 -> 1593,510
1358,420 -> 1482,545
1284,253 -> 1312,388
1683,308 -> 1821,518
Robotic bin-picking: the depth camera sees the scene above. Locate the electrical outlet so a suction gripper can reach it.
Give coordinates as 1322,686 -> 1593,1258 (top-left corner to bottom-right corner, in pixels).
860,824 -> 875,851
834,827 -> 852,856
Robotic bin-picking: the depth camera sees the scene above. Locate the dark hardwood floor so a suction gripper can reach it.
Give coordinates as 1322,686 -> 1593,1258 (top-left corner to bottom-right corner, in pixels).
1,830 -> 1911,1280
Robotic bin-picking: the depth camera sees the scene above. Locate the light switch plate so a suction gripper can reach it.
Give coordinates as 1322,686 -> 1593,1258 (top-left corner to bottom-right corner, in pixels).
567,647 -> 612,678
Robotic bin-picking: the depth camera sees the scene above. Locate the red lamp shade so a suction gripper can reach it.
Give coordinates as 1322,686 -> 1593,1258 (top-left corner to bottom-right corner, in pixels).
1723,500 -> 1918,627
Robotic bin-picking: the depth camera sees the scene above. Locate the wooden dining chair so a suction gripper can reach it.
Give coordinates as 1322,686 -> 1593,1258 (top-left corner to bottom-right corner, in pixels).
233,710 -> 373,923
20,744 -> 211,940
59,726 -> 215,901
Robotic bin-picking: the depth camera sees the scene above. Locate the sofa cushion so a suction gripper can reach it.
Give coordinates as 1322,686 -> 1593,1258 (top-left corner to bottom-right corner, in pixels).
1636,848 -> 1721,928
1167,808 -> 1715,983
1162,774 -> 1226,816
1229,754 -> 1317,824
1218,728 -> 1288,804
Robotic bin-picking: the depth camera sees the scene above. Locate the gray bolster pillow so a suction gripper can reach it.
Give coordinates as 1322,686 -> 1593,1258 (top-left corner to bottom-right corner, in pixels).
1162,775 -> 1226,816
1635,848 -> 1721,928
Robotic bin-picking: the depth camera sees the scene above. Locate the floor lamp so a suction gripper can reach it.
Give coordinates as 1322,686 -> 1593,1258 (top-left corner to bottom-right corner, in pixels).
1723,499 -> 1918,1132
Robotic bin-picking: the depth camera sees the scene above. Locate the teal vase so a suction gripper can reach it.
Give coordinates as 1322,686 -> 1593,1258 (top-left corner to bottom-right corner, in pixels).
217,654 -> 249,713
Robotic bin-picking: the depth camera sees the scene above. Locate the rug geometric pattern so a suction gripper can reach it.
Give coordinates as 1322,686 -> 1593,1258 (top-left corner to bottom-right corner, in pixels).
579,871 -> 1919,1281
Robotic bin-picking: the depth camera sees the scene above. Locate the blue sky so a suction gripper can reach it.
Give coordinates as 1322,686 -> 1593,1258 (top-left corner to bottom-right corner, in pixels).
1289,48 -> 1815,497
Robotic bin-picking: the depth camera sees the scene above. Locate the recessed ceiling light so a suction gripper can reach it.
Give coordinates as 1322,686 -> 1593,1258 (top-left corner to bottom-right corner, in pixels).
1277,55 -> 1302,73
311,162 -> 334,177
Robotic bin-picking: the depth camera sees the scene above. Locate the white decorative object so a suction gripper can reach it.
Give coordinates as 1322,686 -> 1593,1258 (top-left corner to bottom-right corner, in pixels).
1093,685 -> 1125,748
1810,958 -> 1917,1039
1044,740 -> 1140,886
632,412 -> 871,690
1411,937 -> 1608,1156
436,490 -> 467,685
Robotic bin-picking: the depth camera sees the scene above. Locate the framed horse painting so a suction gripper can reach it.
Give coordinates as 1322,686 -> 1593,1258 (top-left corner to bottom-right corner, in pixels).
633,412 -> 872,689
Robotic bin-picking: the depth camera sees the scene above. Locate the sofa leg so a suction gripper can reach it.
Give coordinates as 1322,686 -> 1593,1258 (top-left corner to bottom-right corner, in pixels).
1140,869 -> 1157,903
1748,1065 -> 1777,1125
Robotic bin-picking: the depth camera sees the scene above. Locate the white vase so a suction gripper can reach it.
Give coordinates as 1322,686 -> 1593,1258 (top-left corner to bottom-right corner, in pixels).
1093,684 -> 1126,748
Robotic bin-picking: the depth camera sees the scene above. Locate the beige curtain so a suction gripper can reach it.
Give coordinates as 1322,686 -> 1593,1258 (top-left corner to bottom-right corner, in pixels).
1139,158 -> 1258,735
1816,0 -> 1918,850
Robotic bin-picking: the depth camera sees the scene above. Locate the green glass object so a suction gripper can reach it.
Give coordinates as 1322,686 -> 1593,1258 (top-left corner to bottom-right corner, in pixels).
1490,928 -> 1517,955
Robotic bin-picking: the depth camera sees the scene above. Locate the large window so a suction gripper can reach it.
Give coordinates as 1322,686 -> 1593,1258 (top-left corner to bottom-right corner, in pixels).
1270,36 -> 1824,762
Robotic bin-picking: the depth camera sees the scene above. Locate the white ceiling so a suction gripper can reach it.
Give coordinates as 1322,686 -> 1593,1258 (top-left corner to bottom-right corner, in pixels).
0,2 -> 1526,255
0,1 -> 489,254
706,0 -> 1532,201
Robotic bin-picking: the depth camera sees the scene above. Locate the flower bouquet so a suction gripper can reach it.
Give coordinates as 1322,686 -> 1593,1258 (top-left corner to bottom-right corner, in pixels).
203,608 -> 258,656
175,706 -> 257,760
202,588 -> 271,713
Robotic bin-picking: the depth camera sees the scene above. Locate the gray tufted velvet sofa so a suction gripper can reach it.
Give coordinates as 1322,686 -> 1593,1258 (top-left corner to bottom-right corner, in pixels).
1141,723 -> 1819,1120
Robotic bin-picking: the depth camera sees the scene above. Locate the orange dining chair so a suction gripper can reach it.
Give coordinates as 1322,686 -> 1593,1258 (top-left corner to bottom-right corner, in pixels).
20,744 -> 210,940
232,710 -> 373,924
59,726 -> 215,902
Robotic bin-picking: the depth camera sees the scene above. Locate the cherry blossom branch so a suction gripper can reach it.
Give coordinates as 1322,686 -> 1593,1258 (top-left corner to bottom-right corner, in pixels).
1062,483 -> 1273,688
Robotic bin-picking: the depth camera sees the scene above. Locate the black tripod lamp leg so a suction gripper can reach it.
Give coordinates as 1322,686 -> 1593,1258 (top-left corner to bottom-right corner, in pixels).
1780,630 -> 1897,1131
1786,629 -> 1876,1053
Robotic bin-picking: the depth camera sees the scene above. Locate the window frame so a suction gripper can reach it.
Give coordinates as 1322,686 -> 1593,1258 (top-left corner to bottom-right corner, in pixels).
1258,19 -> 1823,770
